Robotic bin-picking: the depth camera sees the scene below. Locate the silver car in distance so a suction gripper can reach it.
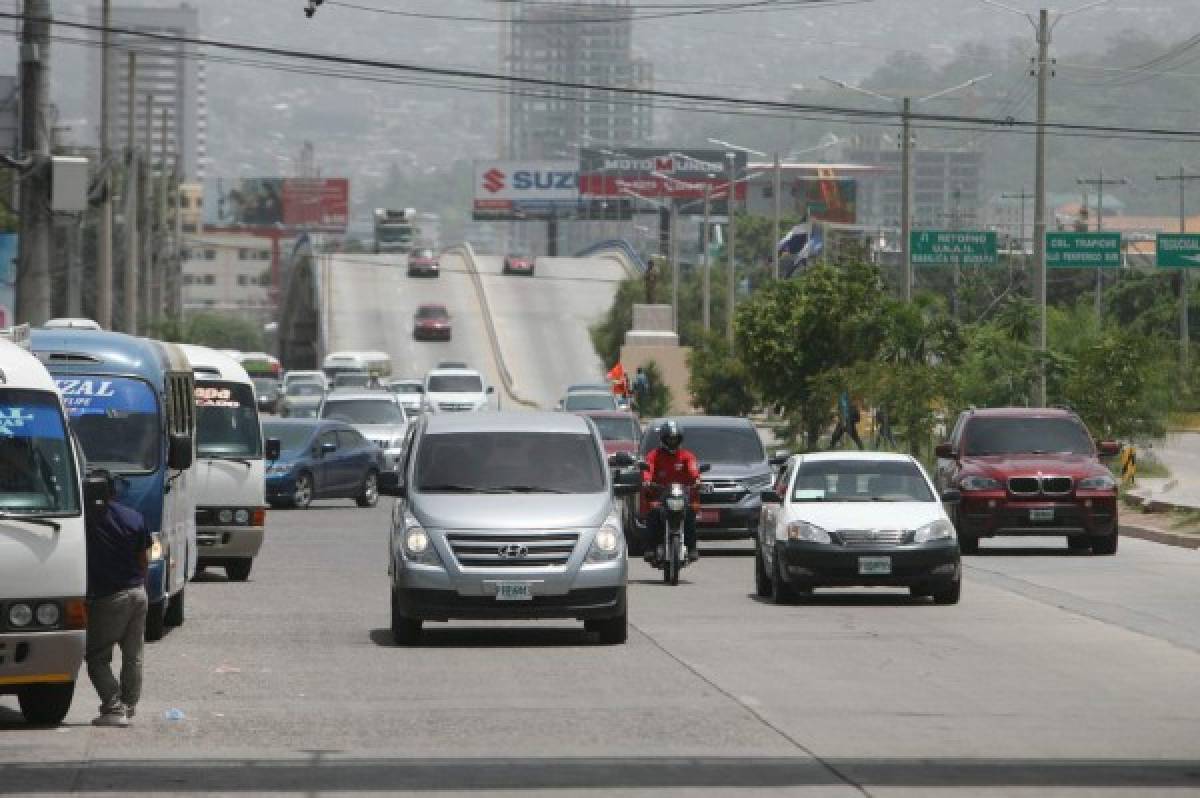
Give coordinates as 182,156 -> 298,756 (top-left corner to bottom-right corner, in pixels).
383,412 -> 630,645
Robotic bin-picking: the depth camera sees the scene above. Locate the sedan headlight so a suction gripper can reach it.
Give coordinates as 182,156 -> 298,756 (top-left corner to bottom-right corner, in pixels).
587,517 -> 623,562
1078,474 -> 1117,491
914,518 -> 956,543
150,536 -> 165,561
401,516 -> 441,566
267,464 -> 293,476
960,475 -> 1002,491
7,602 -> 33,628
786,521 -> 831,544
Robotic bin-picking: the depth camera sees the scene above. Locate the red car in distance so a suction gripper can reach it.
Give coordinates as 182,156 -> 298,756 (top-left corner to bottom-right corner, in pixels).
503,253 -> 535,277
412,304 -> 452,341
407,248 -> 440,278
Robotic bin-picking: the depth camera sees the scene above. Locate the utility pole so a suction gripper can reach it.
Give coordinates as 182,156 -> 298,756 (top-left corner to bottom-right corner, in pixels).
97,0 -> 114,329
726,152 -> 737,345
123,52 -> 138,334
1156,167 -> 1200,381
773,151 -> 782,279
901,96 -> 913,302
1032,8 -> 1051,406
1076,170 -> 1127,318
701,181 -> 712,332
14,0 -> 52,325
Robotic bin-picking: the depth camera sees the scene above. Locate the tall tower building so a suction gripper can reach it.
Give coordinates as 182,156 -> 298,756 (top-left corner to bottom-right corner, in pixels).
89,3 -> 207,180
506,0 -> 653,159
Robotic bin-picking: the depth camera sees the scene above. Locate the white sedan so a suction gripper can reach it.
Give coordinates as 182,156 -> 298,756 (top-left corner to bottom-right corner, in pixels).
755,452 -> 961,604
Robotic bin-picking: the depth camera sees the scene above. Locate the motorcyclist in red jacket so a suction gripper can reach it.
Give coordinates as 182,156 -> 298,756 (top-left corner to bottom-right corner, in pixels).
642,420 -> 701,562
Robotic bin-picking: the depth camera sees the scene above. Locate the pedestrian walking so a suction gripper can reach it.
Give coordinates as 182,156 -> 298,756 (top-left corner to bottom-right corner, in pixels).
829,390 -> 864,450
83,470 -> 152,728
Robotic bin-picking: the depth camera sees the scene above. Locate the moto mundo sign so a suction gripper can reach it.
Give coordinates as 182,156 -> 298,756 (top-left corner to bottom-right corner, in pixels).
473,161 -> 579,221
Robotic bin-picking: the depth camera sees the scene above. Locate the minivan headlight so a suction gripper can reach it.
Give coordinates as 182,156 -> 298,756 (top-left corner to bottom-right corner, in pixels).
587,518 -> 623,562
914,519 -> 956,543
401,516 -> 441,566
786,521 -> 831,544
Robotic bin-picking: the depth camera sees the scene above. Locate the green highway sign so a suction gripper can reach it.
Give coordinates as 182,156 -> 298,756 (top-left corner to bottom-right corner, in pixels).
910,230 -> 998,267
1045,232 -> 1122,269
1155,233 -> 1200,269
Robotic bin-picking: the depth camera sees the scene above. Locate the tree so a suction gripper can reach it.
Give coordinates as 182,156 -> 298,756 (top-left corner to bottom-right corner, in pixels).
688,332 -> 758,417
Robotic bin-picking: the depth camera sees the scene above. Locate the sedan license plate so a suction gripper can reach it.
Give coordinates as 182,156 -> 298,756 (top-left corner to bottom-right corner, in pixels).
495,582 -> 533,601
698,509 -> 720,524
1030,508 -> 1055,522
858,556 -> 892,576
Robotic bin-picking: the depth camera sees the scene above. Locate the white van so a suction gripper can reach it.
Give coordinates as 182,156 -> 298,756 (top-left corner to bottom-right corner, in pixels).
0,333 -> 87,725
180,345 -> 271,582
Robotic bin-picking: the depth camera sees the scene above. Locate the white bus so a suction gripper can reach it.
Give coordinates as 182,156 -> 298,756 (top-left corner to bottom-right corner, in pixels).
0,332 -> 87,725
181,345 -> 271,582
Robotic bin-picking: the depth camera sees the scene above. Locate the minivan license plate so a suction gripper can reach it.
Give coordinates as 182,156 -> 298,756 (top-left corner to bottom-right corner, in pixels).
1030,508 -> 1054,522
495,582 -> 533,601
858,556 -> 892,576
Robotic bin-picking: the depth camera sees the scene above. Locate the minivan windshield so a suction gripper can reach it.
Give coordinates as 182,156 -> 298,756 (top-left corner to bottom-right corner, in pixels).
195,382 -> 262,458
416,432 -> 605,494
0,389 -> 79,515
642,424 -> 764,464
322,399 -> 405,426
964,417 -> 1093,456
792,459 -> 934,502
59,377 -> 159,474
428,375 -> 482,393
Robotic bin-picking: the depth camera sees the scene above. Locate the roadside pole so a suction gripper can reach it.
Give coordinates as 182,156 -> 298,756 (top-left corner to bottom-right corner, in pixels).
14,0 -> 52,325
1155,167 -> 1200,383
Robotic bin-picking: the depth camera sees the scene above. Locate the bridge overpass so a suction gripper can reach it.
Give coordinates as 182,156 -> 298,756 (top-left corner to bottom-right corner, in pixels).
279,243 -> 635,410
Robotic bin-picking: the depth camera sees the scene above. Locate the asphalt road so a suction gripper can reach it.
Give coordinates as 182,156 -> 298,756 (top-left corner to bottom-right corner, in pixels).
4,501 -> 1200,797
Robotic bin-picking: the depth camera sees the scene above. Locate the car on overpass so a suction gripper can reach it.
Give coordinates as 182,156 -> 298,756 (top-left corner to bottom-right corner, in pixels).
502,253 -> 535,277
755,452 -> 961,604
407,248 -> 441,278
934,406 -> 1121,555
382,411 -> 631,644
263,419 -> 385,510
319,392 -> 410,488
413,304 -> 452,342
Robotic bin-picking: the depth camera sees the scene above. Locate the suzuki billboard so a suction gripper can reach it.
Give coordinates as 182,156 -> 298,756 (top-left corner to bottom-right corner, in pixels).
473,160 -> 580,221
579,148 -> 748,202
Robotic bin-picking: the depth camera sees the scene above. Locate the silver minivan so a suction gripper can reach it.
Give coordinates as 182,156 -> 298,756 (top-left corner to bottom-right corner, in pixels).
383,412 -> 632,644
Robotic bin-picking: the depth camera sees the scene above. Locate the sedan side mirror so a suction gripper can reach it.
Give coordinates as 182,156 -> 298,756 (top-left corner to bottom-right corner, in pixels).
608,451 -> 635,469
760,489 -> 783,504
940,488 -> 962,504
935,443 -> 954,459
265,437 -> 282,461
168,432 -> 194,471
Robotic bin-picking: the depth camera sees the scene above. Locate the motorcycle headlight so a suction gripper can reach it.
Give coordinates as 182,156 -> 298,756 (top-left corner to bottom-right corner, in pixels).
914,518 -> 956,543
786,521 -> 831,544
587,518 -> 623,562
1078,474 -> 1117,491
7,602 -> 33,628
150,536 -> 165,561
960,475 -> 1001,491
401,516 -> 441,566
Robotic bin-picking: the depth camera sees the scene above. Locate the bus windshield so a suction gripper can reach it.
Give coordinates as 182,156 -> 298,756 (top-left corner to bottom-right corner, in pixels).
195,381 -> 263,458
58,377 -> 160,474
0,389 -> 79,515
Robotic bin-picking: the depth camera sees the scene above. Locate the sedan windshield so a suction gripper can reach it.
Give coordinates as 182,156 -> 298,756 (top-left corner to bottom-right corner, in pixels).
590,416 -> 638,442
564,393 -> 616,411
416,432 -> 605,494
428,375 -> 482,393
60,377 -> 160,474
964,417 -> 1094,456
792,460 -> 934,502
0,389 -> 79,515
195,382 -> 262,458
262,422 -> 314,455
321,400 -> 405,425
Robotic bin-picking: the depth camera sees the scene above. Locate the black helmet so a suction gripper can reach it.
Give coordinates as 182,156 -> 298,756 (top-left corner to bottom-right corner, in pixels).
658,420 -> 683,453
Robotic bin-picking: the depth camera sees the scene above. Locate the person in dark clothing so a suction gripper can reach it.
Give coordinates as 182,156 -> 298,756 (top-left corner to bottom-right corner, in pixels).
829,390 -> 864,450
83,471 -> 151,728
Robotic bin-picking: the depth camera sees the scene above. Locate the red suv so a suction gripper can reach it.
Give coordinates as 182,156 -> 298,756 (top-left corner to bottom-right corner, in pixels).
935,408 -> 1121,555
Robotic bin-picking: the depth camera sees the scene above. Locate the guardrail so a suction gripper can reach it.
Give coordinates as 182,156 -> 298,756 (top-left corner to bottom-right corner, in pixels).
446,242 -> 539,410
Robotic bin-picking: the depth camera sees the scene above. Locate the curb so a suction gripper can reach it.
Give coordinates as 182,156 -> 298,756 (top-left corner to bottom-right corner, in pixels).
447,244 -> 539,410
1120,522 -> 1200,550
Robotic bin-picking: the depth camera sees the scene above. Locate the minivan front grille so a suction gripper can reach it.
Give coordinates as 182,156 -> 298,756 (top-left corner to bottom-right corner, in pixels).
837,529 -> 908,547
446,531 -> 579,568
